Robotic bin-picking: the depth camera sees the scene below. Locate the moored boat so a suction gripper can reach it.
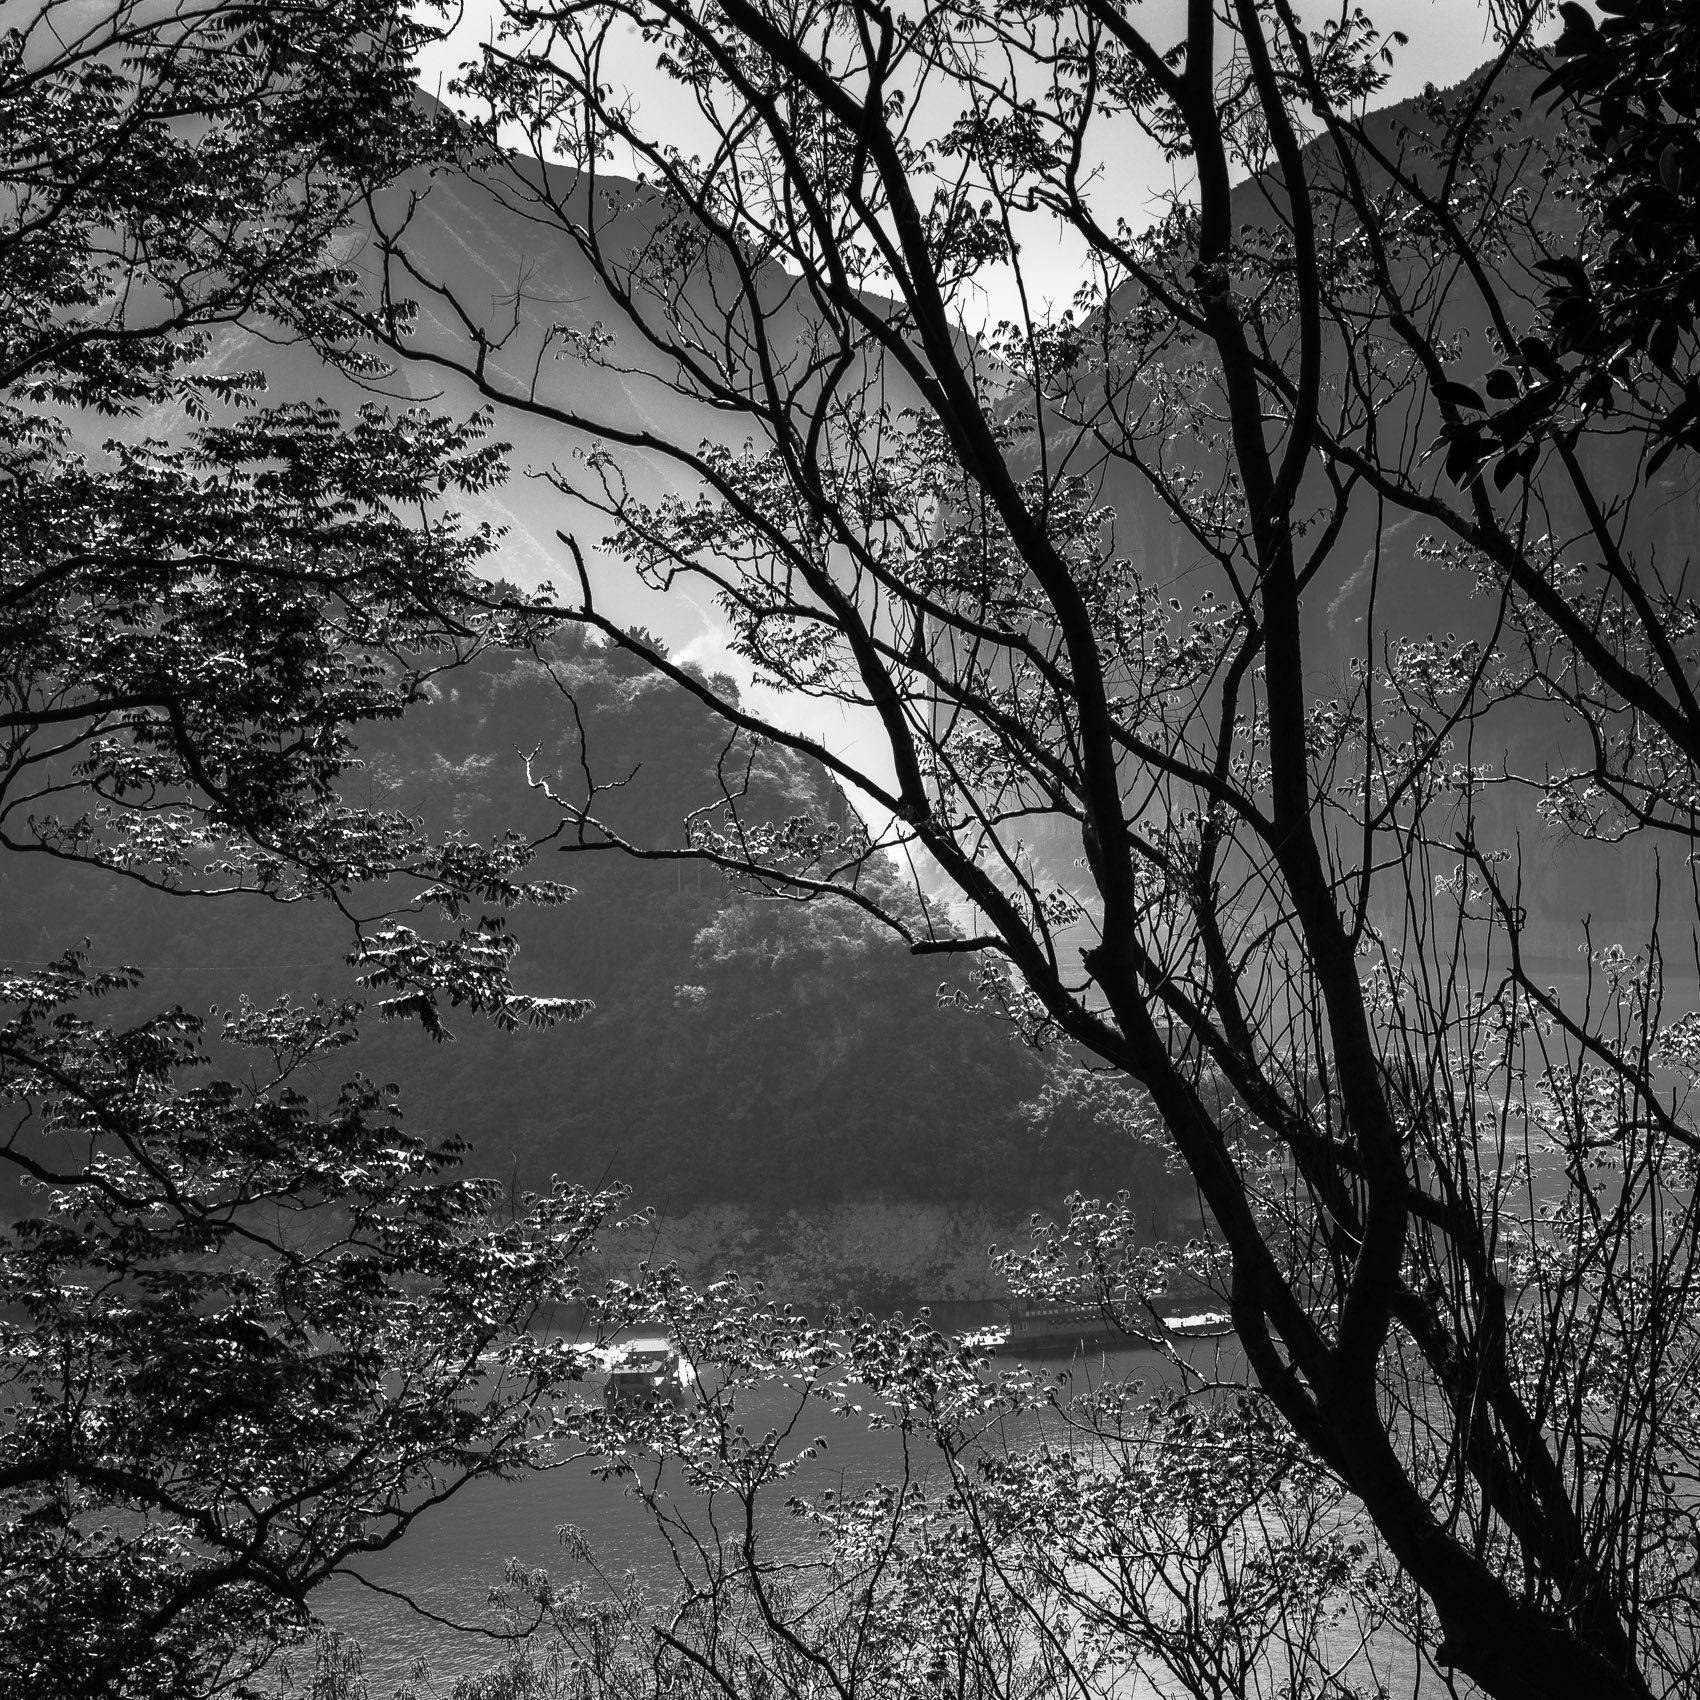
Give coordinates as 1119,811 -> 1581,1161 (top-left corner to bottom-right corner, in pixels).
996,1297 -> 1233,1356
602,1338 -> 696,1408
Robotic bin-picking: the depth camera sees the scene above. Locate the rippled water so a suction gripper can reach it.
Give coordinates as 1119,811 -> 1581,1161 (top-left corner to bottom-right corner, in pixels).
315,1332 -> 1206,1691
312,1322 -> 1446,1698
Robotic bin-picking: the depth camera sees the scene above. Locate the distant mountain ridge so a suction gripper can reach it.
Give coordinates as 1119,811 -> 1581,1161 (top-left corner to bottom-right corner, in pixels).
22,55 -> 1645,1235
998,53 -> 1692,944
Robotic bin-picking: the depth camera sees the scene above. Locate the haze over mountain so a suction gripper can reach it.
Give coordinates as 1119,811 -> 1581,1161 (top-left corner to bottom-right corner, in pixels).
350,61 -> 1692,953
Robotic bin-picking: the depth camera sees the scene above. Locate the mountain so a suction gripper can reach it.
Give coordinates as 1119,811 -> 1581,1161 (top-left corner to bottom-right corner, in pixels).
28,60 -> 1645,1251
0,633 -> 1169,1225
1007,58 -> 1699,949
370,62 -> 1691,953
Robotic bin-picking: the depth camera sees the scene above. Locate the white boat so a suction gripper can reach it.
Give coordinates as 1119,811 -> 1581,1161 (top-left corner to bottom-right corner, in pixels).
602,1338 -> 696,1409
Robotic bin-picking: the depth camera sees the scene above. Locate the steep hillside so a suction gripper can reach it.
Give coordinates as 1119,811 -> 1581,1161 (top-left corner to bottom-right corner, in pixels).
1009,57 -> 1698,947
356,64 -> 1691,954
0,635 -> 1165,1219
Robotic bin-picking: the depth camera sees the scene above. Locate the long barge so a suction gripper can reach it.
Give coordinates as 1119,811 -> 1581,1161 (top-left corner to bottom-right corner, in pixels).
995,1296 -> 1232,1356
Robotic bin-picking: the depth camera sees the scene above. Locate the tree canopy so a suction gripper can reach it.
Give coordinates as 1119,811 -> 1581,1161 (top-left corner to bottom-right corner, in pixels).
359,2 -> 1700,1696
9,2 -> 1700,1696
0,7 -> 614,1693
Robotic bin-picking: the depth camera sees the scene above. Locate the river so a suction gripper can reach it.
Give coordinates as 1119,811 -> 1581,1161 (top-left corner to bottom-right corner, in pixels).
312,1315 -> 1458,1698
313,1324 -> 1243,1694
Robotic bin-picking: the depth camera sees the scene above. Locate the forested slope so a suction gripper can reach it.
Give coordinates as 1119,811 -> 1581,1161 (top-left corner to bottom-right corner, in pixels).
0,633 -> 1165,1224
1007,57 -> 1700,950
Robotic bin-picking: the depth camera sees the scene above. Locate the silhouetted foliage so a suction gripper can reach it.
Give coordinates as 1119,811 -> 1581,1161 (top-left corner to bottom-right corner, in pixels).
0,8 -> 610,1694
1540,0 -> 1700,461
369,2 -> 1700,1695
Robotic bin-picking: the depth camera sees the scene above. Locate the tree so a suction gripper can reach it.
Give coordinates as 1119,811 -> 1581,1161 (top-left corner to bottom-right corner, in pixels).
398,1284 -> 1410,1700
1526,0 -> 1699,461
368,3 -> 1700,1696
0,6 -> 615,1694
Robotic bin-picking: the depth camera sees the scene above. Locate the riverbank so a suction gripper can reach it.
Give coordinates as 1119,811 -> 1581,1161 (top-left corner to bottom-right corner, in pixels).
578,1200 -> 1019,1309
577,1198 -> 1210,1314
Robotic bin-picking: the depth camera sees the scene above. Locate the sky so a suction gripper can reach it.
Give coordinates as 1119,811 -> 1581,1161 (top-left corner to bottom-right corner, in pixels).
412,0 -> 1529,321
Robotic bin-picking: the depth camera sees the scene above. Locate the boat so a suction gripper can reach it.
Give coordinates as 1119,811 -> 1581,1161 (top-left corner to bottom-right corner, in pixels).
997,1297 -> 1233,1356
1162,1310 -> 1234,1337
602,1338 -> 696,1409
1000,1296 -> 1126,1355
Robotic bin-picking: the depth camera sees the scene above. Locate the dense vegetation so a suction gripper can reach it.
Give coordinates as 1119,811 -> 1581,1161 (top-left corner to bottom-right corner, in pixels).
0,8 -> 619,1694
9,1 -> 1700,1696
393,3 -> 1700,1696
1,634 -> 1172,1222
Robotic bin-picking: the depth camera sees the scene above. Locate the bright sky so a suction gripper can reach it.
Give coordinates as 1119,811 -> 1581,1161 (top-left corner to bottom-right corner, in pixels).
413,0 -> 1525,322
